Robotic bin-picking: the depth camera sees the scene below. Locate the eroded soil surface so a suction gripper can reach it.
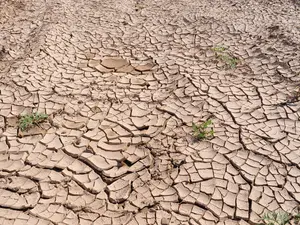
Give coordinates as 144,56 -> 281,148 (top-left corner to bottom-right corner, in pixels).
0,0 -> 300,224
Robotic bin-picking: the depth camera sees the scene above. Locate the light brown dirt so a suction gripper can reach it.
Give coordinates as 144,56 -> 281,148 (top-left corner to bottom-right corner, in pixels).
0,0 -> 300,224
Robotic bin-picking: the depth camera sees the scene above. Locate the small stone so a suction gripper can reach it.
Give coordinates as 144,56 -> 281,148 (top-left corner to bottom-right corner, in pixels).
101,57 -> 128,69
88,59 -> 101,67
134,63 -> 154,72
117,65 -> 134,73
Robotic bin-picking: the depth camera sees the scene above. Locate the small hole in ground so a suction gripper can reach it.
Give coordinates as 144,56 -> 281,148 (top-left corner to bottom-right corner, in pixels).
137,125 -> 149,131
123,159 -> 133,167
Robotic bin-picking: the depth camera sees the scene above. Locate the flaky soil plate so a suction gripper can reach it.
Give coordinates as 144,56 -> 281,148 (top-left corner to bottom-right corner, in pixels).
0,0 -> 300,224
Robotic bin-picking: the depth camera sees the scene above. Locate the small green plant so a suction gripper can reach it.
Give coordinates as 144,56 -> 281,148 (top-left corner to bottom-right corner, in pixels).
260,208 -> 300,225
18,112 -> 48,131
294,213 -> 300,224
212,45 -> 226,52
286,87 -> 300,104
212,45 -> 239,69
192,119 -> 214,140
218,54 -> 239,68
261,211 -> 290,225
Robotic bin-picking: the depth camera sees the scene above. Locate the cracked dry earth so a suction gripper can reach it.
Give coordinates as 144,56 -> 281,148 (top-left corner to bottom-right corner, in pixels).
1,0 -> 300,225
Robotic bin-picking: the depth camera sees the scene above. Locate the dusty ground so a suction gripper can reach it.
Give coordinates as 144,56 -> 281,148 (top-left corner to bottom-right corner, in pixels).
0,0 -> 300,224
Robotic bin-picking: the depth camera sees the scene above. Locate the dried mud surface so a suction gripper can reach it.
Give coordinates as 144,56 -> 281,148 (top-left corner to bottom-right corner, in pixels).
0,0 -> 300,224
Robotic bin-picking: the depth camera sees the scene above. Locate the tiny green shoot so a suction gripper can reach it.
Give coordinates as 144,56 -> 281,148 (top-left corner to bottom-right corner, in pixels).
192,119 -> 214,141
18,112 -> 48,131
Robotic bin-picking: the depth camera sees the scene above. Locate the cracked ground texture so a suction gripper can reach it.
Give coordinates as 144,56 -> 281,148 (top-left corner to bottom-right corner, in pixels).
0,0 -> 300,224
